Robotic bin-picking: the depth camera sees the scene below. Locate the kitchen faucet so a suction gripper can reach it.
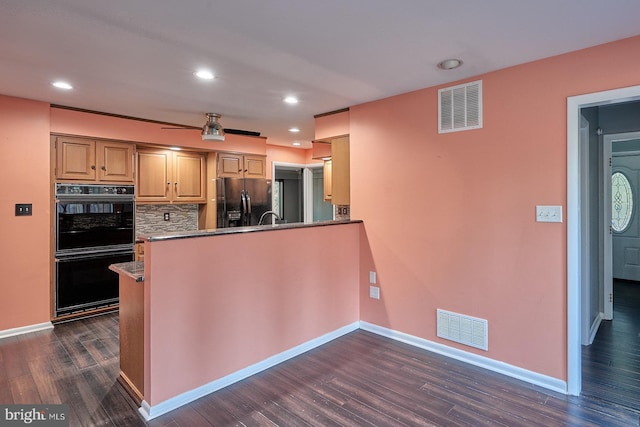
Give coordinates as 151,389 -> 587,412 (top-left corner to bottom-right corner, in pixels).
258,210 -> 281,225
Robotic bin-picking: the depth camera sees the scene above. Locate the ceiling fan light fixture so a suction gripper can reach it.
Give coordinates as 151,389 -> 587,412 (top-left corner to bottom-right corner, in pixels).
202,113 -> 225,141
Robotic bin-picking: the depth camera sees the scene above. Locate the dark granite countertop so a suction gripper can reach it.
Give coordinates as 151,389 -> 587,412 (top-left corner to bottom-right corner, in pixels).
138,219 -> 362,242
109,261 -> 144,282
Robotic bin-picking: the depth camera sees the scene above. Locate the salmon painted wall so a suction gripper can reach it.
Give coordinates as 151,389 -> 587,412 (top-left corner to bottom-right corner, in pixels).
265,144 -> 311,179
351,35 -> 640,381
143,223 -> 361,405
51,107 -> 315,180
315,110 -> 349,140
50,108 -> 268,155
0,95 -> 51,330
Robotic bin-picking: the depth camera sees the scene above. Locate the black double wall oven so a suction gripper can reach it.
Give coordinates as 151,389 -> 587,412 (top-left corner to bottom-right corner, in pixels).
54,183 -> 135,318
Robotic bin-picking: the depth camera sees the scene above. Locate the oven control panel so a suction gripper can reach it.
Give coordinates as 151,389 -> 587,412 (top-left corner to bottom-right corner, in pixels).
56,183 -> 135,196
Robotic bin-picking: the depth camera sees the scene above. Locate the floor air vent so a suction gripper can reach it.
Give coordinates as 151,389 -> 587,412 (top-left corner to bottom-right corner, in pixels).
437,309 -> 488,351
438,80 -> 482,133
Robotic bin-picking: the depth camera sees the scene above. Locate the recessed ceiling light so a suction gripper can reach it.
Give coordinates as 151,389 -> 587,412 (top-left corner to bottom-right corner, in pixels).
52,81 -> 73,90
437,58 -> 463,70
292,142 -> 301,146
283,96 -> 298,104
194,69 -> 214,80
289,127 -> 300,133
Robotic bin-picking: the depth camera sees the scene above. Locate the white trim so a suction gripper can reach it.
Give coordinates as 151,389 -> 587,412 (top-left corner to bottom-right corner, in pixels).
360,321 -> 566,394
0,322 -> 53,340
139,322 -> 360,420
603,133 -> 613,320
588,312 -> 604,345
579,114 -> 591,345
567,84 -> 640,396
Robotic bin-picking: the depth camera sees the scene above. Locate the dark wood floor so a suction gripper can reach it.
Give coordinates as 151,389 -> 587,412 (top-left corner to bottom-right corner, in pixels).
1,306 -> 640,426
582,279 -> 640,412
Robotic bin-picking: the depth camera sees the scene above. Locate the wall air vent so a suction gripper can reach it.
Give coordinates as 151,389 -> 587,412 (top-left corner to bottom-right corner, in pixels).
437,309 -> 488,351
438,80 -> 482,133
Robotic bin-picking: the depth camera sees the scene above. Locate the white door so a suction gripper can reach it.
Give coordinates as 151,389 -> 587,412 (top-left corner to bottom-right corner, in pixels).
612,151 -> 640,281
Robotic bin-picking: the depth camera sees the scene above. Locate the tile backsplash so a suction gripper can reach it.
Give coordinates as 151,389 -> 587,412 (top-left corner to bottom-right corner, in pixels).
136,204 -> 198,236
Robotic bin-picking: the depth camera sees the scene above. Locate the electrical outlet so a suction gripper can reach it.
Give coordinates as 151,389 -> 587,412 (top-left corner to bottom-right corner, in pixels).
163,212 -> 170,221
369,286 -> 380,300
536,205 -> 562,223
15,203 -> 32,216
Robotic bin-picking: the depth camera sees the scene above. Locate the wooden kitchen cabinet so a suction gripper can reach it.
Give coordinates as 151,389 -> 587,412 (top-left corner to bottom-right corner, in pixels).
323,159 -> 332,201
135,242 -> 144,261
320,136 -> 350,205
117,271 -> 144,404
330,136 -> 350,205
136,148 -> 206,203
217,152 -> 266,178
55,136 -> 134,182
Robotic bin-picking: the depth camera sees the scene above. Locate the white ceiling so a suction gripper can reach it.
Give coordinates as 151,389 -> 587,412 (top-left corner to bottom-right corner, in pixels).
1,1 -> 639,148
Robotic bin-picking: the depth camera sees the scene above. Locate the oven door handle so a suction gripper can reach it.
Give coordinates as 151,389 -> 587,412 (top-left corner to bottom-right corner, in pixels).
55,251 -> 134,262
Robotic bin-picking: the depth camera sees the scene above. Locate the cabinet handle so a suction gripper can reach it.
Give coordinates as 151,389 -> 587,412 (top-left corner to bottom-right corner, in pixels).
91,165 -> 96,170
101,165 -> 106,171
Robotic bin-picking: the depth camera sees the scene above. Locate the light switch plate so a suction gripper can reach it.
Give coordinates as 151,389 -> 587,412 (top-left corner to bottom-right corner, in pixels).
369,271 -> 376,284
536,205 -> 562,223
369,286 -> 380,300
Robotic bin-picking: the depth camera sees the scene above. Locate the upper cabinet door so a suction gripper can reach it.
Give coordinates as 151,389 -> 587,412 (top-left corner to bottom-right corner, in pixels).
97,141 -> 134,182
330,136 -> 350,206
244,155 -> 266,179
136,148 -> 206,204
173,151 -> 206,203
217,153 -> 243,178
136,149 -> 173,203
56,136 -> 97,181
217,152 -> 266,179
55,136 -> 134,183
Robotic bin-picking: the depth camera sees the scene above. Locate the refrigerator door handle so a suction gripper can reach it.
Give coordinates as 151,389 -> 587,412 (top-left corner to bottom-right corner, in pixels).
246,192 -> 252,216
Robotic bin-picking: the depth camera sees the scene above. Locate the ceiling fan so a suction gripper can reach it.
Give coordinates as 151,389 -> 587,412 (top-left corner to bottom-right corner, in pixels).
201,113 -> 225,141
162,113 -> 225,141
162,113 -> 261,141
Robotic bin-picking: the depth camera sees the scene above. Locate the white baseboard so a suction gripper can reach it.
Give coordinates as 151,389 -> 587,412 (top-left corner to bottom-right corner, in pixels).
140,319 -> 569,420
140,321 -> 360,420
359,321 -> 567,394
0,321 -> 53,340
588,312 -> 604,345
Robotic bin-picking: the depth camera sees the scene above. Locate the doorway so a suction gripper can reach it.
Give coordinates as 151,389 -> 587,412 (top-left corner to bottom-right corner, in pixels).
273,163 -> 333,224
274,166 -> 304,224
568,85 -> 640,396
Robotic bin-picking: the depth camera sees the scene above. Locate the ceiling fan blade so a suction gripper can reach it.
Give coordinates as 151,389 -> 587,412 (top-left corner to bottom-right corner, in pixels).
161,126 -> 200,130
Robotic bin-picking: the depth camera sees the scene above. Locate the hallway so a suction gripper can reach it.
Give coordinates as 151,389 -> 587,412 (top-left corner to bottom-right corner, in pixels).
582,279 -> 640,411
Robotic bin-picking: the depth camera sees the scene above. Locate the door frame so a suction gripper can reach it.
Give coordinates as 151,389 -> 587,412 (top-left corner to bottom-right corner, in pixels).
567,84 -> 640,396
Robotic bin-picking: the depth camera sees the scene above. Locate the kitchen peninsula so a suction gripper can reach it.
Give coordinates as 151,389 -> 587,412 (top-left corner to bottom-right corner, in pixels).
110,219 -> 363,420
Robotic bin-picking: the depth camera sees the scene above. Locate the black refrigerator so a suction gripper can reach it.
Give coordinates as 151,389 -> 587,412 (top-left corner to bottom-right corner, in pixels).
216,177 -> 272,227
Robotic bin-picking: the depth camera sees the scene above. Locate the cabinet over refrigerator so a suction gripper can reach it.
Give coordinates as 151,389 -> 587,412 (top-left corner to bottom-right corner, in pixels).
216,177 -> 272,228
